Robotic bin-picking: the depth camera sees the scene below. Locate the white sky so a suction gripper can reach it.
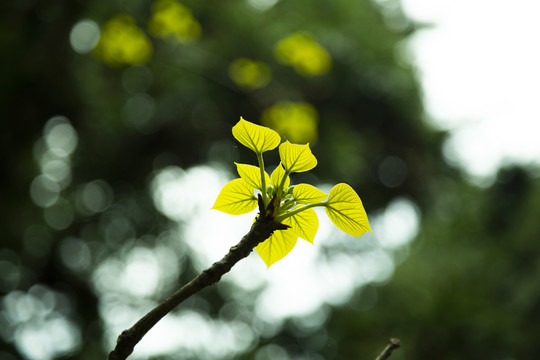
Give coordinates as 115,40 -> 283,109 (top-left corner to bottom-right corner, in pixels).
401,0 -> 540,182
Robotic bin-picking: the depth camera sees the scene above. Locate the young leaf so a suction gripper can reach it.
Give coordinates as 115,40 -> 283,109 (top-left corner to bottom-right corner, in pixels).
279,141 -> 317,173
212,178 -> 257,215
255,228 -> 298,267
235,163 -> 269,191
325,183 -> 371,236
284,206 -> 318,243
270,163 -> 290,189
293,184 -> 328,204
232,117 -> 281,154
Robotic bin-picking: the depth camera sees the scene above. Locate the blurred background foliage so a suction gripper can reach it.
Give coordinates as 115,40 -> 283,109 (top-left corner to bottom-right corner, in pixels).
1,0 -> 539,359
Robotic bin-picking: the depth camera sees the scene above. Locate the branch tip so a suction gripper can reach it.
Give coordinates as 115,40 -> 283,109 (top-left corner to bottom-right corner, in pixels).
375,338 -> 401,360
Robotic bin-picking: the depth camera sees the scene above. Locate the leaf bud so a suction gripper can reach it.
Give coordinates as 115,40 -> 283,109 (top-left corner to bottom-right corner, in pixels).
281,199 -> 295,211
286,185 -> 295,195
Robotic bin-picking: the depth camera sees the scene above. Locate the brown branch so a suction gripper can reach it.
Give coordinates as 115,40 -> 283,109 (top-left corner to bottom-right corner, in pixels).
108,195 -> 287,360
375,338 -> 401,360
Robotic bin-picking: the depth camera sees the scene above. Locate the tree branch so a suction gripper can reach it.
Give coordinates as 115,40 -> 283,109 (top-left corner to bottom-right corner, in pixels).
375,338 -> 401,360
108,196 -> 287,360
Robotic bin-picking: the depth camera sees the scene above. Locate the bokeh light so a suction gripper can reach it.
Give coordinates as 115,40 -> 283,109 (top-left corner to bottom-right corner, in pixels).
43,197 -> 74,230
127,311 -> 256,359
372,197 -> 420,250
59,237 -> 92,273
30,116 -> 78,210
40,159 -> 71,184
261,101 -> 319,144
94,14 -> 153,67
247,0 -> 280,11
75,180 -> 113,216
29,175 -> 60,208
43,116 -> 78,158
0,285 -> 81,360
69,20 -> 100,54
228,58 -> 272,90
151,165 -> 228,223
255,344 -> 290,360
147,0 -> 201,43
378,155 -> 408,188
92,246 -> 179,298
274,32 -> 332,76
123,93 -> 156,133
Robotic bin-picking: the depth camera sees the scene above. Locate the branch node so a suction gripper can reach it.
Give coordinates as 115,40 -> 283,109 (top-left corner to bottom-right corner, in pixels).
272,222 -> 290,231
257,193 -> 265,215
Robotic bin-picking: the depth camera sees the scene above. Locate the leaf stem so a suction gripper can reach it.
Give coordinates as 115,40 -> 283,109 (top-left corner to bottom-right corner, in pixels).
277,169 -> 290,199
279,170 -> 289,191
274,201 -> 326,222
257,152 -> 267,205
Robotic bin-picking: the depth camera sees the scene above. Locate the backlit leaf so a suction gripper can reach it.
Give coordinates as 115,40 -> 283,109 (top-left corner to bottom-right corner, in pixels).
293,184 -> 328,204
235,163 -> 269,191
325,183 -> 371,236
255,228 -> 298,267
212,178 -> 257,215
284,206 -> 318,243
232,117 -> 281,154
270,163 -> 290,190
279,141 -> 317,173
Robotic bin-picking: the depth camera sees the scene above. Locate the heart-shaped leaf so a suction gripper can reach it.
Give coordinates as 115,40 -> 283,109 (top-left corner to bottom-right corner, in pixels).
325,183 -> 371,236
284,206 -> 318,243
232,117 -> 281,154
293,184 -> 328,204
235,163 -> 269,191
279,141 -> 317,173
255,228 -> 298,267
270,163 -> 290,190
212,178 -> 257,215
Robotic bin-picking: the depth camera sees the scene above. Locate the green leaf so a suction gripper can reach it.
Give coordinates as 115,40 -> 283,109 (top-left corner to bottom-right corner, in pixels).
235,163 -> 269,191
270,163 -> 290,190
212,178 -> 257,215
279,141 -> 317,173
325,183 -> 371,237
284,206 -> 318,243
255,228 -> 298,267
232,117 -> 281,154
293,184 -> 328,204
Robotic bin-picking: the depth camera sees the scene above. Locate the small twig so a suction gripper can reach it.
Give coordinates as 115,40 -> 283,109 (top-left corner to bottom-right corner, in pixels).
375,338 -> 401,360
108,195 -> 287,360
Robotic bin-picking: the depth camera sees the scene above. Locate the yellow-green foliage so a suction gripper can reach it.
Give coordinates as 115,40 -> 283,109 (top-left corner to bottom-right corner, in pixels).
213,118 -> 371,267
274,32 -> 331,76
229,58 -> 272,90
148,0 -> 201,43
261,101 -> 319,144
94,14 -> 153,66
